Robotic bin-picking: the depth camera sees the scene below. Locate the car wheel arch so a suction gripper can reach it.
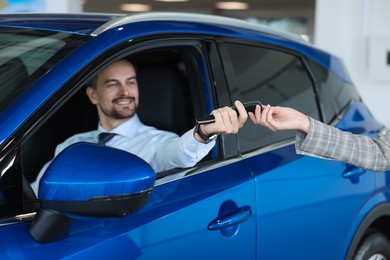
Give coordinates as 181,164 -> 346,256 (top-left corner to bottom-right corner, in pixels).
345,202 -> 390,260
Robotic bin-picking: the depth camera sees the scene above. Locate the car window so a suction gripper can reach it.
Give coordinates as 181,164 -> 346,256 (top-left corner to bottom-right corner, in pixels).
306,58 -> 361,123
18,44 -> 215,202
219,42 -> 320,152
0,28 -> 88,113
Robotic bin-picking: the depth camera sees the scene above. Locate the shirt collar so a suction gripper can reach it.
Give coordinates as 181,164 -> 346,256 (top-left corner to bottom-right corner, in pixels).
97,114 -> 143,139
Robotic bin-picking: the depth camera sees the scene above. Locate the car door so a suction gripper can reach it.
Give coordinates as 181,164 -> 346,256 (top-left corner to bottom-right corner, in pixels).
0,37 -> 257,259
218,39 -> 379,259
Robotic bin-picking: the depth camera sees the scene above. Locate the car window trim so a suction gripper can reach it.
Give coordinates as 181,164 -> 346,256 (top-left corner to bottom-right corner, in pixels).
203,39 -> 239,159
155,156 -> 243,186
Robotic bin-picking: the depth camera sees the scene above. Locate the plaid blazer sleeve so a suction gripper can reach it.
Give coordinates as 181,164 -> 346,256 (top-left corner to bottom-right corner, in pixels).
295,117 -> 390,172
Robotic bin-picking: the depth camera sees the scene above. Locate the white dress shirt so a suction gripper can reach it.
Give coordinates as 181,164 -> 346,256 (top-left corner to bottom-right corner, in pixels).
31,114 -> 215,195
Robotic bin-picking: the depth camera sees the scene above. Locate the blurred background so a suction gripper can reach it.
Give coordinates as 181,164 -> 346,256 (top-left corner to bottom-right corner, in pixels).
1,0 -> 389,126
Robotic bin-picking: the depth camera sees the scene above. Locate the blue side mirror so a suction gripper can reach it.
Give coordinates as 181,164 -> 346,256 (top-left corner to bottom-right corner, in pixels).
30,142 -> 155,243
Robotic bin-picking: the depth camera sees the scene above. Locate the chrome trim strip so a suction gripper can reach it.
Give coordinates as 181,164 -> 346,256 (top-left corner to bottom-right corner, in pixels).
240,139 -> 295,160
0,212 -> 36,226
155,156 -> 243,186
1,155 -> 15,176
91,12 -> 307,44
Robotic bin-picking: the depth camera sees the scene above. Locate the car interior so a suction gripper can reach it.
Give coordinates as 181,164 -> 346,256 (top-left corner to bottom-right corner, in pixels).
20,48 -> 208,192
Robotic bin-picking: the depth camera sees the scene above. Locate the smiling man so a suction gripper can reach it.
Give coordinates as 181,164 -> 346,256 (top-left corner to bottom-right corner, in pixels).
31,59 -> 248,195
87,59 -> 140,131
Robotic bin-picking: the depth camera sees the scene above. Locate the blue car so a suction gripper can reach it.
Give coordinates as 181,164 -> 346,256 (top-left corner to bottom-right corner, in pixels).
0,12 -> 389,259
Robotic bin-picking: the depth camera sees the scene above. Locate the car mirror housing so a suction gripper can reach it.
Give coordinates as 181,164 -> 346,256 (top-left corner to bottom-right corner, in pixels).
29,142 -> 155,243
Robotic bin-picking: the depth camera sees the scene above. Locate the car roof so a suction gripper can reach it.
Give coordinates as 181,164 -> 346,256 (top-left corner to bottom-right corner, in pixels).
0,12 -> 352,90
92,12 -> 307,43
0,12 -> 352,83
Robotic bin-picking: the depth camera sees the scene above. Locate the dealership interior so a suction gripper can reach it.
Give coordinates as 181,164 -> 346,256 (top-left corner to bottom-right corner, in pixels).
0,1 -> 389,257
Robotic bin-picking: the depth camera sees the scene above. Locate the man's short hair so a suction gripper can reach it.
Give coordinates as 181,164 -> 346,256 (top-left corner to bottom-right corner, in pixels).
88,58 -> 137,88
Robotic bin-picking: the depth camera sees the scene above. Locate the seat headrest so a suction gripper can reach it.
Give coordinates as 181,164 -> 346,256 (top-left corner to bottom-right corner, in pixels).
137,67 -> 189,135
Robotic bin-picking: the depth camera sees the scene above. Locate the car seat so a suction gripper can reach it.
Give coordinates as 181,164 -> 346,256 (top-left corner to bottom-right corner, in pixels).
137,66 -> 191,135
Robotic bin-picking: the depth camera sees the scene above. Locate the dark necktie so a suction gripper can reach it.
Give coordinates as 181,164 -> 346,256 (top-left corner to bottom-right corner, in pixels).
98,132 -> 117,145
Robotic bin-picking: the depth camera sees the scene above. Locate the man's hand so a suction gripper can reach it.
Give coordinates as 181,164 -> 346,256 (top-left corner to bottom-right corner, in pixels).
194,100 -> 248,143
248,104 -> 310,133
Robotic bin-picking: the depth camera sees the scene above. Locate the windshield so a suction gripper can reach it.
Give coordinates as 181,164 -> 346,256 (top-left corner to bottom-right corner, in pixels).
0,27 -> 88,112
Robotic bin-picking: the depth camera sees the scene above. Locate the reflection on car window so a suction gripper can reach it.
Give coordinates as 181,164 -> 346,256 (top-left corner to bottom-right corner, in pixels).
0,28 -> 87,112
307,59 -> 361,123
220,42 -> 319,152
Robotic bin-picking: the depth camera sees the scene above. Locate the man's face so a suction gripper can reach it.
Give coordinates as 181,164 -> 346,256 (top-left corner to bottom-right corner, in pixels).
87,60 -> 139,121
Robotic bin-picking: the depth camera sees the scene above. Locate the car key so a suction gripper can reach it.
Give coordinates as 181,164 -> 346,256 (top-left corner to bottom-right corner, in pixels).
196,101 -> 263,125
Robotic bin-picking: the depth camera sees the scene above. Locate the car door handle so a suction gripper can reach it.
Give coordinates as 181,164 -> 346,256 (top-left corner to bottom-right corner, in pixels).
342,167 -> 366,178
208,206 -> 252,231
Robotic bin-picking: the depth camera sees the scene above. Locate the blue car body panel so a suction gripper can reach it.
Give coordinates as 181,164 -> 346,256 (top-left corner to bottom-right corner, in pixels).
0,160 -> 257,259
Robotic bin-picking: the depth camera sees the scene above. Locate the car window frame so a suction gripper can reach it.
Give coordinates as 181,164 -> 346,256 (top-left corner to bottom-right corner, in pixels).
215,37 -> 321,153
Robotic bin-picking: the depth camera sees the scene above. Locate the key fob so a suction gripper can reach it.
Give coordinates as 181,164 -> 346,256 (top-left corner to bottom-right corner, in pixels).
196,101 -> 263,125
